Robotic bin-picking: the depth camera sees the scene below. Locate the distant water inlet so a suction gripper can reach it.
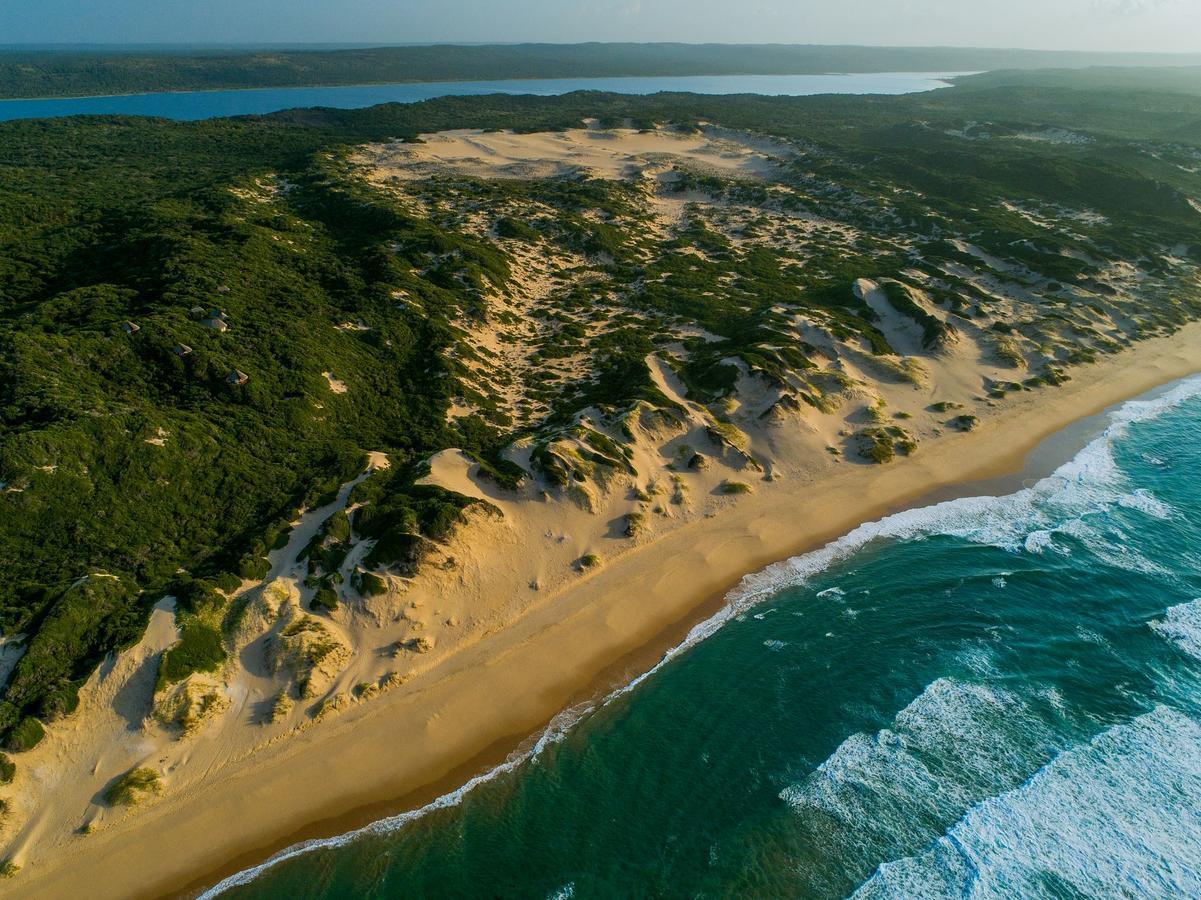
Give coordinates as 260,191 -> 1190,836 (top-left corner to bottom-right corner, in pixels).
0,72 -> 967,122
212,376 -> 1201,899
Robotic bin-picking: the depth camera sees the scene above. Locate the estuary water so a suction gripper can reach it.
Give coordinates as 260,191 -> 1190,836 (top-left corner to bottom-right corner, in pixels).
210,375 -> 1201,899
0,72 -> 965,122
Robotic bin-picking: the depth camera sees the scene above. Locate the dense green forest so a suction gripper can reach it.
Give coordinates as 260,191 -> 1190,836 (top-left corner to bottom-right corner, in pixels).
1,43 -> 1201,99
960,65 -> 1201,96
0,75 -> 1199,759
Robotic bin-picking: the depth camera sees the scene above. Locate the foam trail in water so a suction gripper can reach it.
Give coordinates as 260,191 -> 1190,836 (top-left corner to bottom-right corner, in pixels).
779,677 -> 1058,864
732,375 -> 1201,604
851,705 -> 1201,899
202,375 -> 1201,896
1151,598 -> 1201,662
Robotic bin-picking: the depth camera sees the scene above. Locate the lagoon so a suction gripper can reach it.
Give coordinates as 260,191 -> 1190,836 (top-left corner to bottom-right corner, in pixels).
0,71 -> 966,122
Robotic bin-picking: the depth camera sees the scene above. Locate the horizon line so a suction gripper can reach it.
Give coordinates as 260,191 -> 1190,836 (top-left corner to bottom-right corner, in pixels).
0,41 -> 1199,56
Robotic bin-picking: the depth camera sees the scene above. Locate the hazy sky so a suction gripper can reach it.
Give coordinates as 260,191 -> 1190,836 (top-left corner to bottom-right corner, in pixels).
2,0 -> 1200,52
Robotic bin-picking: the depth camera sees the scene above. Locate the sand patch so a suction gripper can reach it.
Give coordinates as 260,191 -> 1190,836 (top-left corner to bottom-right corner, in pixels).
418,450 -> 490,502
359,124 -> 795,184
365,451 -> 390,471
855,278 -> 926,358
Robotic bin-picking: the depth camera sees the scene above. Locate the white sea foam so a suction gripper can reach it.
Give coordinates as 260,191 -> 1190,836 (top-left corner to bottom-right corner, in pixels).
1151,598 -> 1201,662
1061,518 -> 1172,576
1119,487 -> 1173,519
202,375 -> 1201,896
956,644 -> 1000,678
1038,685 -> 1067,714
850,705 -> 1201,899
731,375 -> 1201,604
198,697 -> 595,898
200,556 -> 770,896
1074,625 -> 1114,651
780,678 -> 1056,836
1023,530 -> 1055,554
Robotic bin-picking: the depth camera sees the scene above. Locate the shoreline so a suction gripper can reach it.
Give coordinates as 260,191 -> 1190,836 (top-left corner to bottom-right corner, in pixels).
0,71 -> 969,105
11,321 -> 1201,900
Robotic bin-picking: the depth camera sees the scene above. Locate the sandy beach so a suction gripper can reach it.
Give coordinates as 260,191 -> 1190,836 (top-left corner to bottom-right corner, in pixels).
3,123 -> 1200,898
3,316 -> 1197,900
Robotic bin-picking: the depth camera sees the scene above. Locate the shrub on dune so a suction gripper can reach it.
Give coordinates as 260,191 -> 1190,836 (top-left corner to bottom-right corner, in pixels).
104,767 -> 162,807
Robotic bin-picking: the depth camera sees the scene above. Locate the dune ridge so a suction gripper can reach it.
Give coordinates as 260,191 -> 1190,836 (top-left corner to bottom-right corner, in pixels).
3,122 -> 1201,897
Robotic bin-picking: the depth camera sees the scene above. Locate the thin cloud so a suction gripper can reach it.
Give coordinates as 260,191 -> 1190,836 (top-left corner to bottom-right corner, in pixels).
1092,0 -> 1180,14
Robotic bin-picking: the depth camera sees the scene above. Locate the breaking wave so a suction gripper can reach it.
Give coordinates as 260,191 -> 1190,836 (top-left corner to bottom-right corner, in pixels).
731,375 -> 1201,604
1151,598 -> 1201,663
202,375 -> 1201,896
851,705 -> 1201,899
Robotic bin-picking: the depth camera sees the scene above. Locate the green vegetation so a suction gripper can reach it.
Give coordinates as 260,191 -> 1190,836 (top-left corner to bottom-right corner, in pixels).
0,752 -> 14,784
4,717 -> 45,753
495,217 -> 541,242
311,586 -> 339,612
271,615 -> 348,698
855,426 -> 918,464
323,510 -> 351,544
237,556 -> 271,581
213,572 -> 243,595
153,677 -> 226,734
0,75 -> 1199,753
468,452 -> 527,491
879,280 -> 956,351
2,45 -> 1194,100
948,414 -> 980,432
1,576 -> 138,727
157,618 -> 226,688
103,767 -> 162,807
720,481 -> 753,495
352,570 -> 388,597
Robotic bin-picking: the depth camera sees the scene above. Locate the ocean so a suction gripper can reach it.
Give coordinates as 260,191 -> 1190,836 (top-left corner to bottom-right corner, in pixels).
210,376 -> 1201,899
0,72 -> 964,122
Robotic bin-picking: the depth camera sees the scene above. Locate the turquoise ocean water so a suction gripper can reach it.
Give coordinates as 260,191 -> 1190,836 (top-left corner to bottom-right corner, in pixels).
211,377 -> 1201,899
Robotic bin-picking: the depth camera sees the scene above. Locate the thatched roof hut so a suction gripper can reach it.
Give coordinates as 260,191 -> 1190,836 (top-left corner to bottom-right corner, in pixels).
120,321 -> 140,334
226,369 -> 249,386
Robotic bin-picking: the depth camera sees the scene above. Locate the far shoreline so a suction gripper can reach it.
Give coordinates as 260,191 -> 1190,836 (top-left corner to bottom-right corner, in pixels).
0,70 -> 966,113
160,327 -> 1201,900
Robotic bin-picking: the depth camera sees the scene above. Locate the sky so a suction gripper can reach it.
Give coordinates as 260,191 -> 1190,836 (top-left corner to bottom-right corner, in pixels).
1,0 -> 1199,53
